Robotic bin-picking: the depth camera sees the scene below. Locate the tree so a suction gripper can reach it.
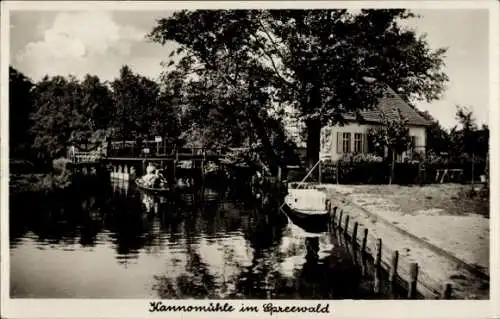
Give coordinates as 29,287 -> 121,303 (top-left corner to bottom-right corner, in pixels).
449,106 -> 489,182
148,9 -> 448,174
111,65 -> 182,145
79,75 -> 114,130
9,66 -> 34,159
149,11 -> 288,175
368,110 -> 412,184
30,75 -> 88,161
415,109 -> 451,155
450,105 -> 479,158
70,74 -> 114,150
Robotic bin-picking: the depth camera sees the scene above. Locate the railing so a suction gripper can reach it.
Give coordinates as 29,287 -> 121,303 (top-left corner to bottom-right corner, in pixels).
71,151 -> 102,164
107,140 -> 225,158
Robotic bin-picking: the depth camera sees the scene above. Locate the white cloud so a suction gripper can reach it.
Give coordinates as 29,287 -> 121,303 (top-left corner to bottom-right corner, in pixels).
15,11 -> 146,80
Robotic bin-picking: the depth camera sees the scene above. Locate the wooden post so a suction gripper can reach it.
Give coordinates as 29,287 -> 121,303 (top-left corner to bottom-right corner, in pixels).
318,160 -> 322,184
327,204 -> 332,231
344,215 -> 350,236
389,250 -> 399,294
442,283 -> 452,299
361,228 -> 368,253
471,152 -> 475,189
408,263 -> 419,299
338,210 -> 344,229
332,207 -> 337,228
352,222 -> 359,246
360,228 -> 369,277
373,238 -> 382,294
336,161 -> 339,184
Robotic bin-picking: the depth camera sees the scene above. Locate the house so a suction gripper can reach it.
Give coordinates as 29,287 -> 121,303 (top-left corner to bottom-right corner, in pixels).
285,87 -> 431,162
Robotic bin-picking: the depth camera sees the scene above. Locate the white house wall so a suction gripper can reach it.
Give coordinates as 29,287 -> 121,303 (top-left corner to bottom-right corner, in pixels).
320,123 -> 427,162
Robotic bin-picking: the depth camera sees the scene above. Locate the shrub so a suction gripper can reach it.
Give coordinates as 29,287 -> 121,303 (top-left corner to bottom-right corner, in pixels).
52,157 -> 72,174
335,153 -> 387,184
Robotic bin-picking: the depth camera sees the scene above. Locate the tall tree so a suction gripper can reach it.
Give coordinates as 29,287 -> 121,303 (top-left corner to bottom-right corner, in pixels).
368,110 -> 412,184
9,66 -> 34,158
415,109 -> 451,155
30,75 -> 88,161
148,9 -> 448,172
450,106 -> 488,160
450,105 -> 478,158
111,65 -> 181,143
70,74 -> 114,150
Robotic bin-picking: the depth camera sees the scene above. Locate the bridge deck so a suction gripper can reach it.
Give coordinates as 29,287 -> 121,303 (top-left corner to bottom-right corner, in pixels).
104,155 -> 221,161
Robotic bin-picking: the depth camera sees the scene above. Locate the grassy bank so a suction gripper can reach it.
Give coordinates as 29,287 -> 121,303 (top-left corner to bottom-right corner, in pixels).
333,184 -> 489,218
318,183 -> 489,298
9,158 -> 74,195
10,173 -> 54,194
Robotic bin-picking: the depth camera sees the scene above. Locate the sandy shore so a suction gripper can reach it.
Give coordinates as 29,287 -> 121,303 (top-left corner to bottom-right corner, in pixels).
316,184 -> 489,299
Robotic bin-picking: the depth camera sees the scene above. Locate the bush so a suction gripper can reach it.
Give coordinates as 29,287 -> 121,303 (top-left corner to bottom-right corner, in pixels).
335,153 -> 387,184
52,157 -> 72,174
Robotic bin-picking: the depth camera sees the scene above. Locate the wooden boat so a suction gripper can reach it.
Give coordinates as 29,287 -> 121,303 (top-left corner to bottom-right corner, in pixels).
281,202 -> 330,234
135,178 -> 171,195
281,189 -> 330,233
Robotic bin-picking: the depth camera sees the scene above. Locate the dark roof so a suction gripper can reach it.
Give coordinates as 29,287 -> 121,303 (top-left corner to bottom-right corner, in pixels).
342,87 -> 431,127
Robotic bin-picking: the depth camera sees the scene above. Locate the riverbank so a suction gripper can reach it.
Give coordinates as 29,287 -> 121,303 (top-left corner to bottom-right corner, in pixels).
9,173 -> 55,194
315,183 -> 489,299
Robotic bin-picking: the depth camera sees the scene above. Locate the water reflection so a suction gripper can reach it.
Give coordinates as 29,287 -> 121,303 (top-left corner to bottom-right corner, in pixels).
10,179 -> 373,299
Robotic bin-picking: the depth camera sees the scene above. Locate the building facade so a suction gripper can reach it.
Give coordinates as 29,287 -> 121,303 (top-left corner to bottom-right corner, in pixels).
285,86 -> 431,162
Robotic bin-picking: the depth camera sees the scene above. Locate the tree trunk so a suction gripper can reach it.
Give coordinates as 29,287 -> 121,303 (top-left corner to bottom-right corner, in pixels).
306,119 -> 322,175
246,107 -> 281,177
389,150 -> 396,185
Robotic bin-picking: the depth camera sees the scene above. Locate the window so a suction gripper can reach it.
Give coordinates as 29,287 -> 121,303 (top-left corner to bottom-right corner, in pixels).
354,133 -> 363,153
342,132 -> 351,153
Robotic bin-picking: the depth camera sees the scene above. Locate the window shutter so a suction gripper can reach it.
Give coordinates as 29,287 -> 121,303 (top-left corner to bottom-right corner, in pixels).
336,132 -> 342,154
363,133 -> 368,153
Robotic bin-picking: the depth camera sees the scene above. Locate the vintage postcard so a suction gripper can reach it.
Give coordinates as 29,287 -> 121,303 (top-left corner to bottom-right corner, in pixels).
1,1 -> 498,318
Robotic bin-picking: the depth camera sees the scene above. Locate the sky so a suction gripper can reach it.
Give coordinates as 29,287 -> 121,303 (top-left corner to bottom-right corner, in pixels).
9,9 -> 490,130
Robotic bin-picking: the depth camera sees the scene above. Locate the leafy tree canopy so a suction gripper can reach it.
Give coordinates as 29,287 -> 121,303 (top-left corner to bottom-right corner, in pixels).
148,9 -> 449,169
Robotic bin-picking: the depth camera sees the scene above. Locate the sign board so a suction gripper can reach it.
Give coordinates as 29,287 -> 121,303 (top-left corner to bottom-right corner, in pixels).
155,136 -> 162,143
143,148 -> 150,154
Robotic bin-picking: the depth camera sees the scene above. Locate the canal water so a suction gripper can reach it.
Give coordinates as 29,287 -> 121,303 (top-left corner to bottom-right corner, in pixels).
9,179 -> 378,299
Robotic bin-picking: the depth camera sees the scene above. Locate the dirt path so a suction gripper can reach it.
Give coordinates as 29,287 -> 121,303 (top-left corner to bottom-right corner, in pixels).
317,184 -> 489,299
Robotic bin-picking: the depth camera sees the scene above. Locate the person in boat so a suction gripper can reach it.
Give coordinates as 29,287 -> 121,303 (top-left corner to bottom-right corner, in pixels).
153,169 -> 168,188
142,163 -> 159,187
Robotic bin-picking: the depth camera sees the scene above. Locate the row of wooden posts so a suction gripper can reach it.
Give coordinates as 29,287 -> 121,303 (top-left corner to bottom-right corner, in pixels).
325,200 -> 453,299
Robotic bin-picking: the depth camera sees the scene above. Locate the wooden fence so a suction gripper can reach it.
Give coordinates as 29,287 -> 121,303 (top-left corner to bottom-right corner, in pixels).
325,200 -> 454,299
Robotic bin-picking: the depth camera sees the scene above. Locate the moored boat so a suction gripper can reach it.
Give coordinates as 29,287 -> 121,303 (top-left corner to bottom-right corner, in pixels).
282,188 -> 330,233
135,177 -> 171,195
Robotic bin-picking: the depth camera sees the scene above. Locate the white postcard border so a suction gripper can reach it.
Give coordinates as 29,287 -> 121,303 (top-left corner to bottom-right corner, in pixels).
1,1 -> 499,318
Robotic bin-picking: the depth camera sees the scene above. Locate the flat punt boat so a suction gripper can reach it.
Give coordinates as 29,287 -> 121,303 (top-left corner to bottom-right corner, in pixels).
281,202 -> 329,234
282,189 -> 330,233
135,178 -> 171,195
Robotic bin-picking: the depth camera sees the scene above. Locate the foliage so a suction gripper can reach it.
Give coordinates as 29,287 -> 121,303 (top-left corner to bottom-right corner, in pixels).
30,75 -> 88,161
337,153 -> 384,164
367,109 -> 412,161
52,157 -> 72,174
110,65 -> 180,141
449,105 -> 488,158
15,64 -> 181,164
416,109 -> 451,155
148,9 -> 448,169
367,109 -> 412,184
9,67 -> 35,158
